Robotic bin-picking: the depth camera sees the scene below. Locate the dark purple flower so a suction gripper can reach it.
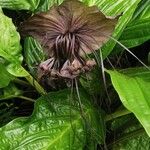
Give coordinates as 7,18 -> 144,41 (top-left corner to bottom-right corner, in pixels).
21,0 -> 118,79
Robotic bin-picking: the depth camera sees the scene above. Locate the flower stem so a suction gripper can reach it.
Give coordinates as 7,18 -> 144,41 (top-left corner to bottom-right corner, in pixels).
105,109 -> 131,121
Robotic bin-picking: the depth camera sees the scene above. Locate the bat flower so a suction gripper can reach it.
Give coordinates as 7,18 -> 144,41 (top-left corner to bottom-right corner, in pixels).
21,0 -> 119,79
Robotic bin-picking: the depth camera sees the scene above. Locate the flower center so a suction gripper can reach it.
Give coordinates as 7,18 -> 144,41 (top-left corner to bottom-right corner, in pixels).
54,32 -> 80,61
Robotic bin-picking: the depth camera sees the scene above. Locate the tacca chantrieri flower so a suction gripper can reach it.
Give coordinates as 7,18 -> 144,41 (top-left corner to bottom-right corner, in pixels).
21,0 -> 118,79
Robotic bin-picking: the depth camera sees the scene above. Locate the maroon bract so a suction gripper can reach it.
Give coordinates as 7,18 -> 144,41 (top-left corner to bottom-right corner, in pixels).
21,0 -> 118,79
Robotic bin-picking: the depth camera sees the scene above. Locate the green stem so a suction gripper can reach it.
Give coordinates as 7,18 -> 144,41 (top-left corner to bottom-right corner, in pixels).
17,96 -> 35,102
19,67 -> 47,95
25,74 -> 47,95
0,95 -> 35,102
105,109 -> 131,121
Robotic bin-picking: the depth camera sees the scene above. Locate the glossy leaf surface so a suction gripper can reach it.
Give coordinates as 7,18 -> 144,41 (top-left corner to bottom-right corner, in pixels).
107,68 -> 150,137
0,89 -> 104,149
0,11 -> 22,63
0,10 -> 28,77
117,0 -> 150,49
0,63 -> 14,88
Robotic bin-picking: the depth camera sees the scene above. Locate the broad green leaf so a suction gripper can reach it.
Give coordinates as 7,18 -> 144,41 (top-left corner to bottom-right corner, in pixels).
98,0 -> 142,59
0,0 -> 45,11
107,69 -> 150,137
0,89 -> 105,149
0,2 -> 47,93
0,63 -> 14,88
0,10 -> 28,77
115,0 -> 150,49
0,11 -> 22,63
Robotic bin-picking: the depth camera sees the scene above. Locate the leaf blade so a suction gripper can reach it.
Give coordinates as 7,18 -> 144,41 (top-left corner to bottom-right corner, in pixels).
107,69 -> 150,137
0,9 -> 28,77
0,0 -> 45,11
98,0 -> 142,58
0,89 -> 104,149
116,0 -> 150,49
0,63 -> 14,88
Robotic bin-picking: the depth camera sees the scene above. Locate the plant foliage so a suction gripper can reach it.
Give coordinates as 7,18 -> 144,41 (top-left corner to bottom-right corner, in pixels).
0,0 -> 150,149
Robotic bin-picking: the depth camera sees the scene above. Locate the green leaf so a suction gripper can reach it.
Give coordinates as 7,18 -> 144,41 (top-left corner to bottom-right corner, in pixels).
107,68 -> 150,137
37,0 -> 63,12
0,63 -> 14,88
0,0 -> 45,11
120,67 -> 150,81
24,37 -> 45,76
0,10 -> 43,93
107,113 -> 150,150
0,89 -> 105,149
132,0 -> 150,22
98,0 -> 142,59
0,9 -> 28,77
110,115 -> 150,150
113,131 -> 150,150
116,0 -> 150,49
0,11 -> 22,63
6,64 -> 29,77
